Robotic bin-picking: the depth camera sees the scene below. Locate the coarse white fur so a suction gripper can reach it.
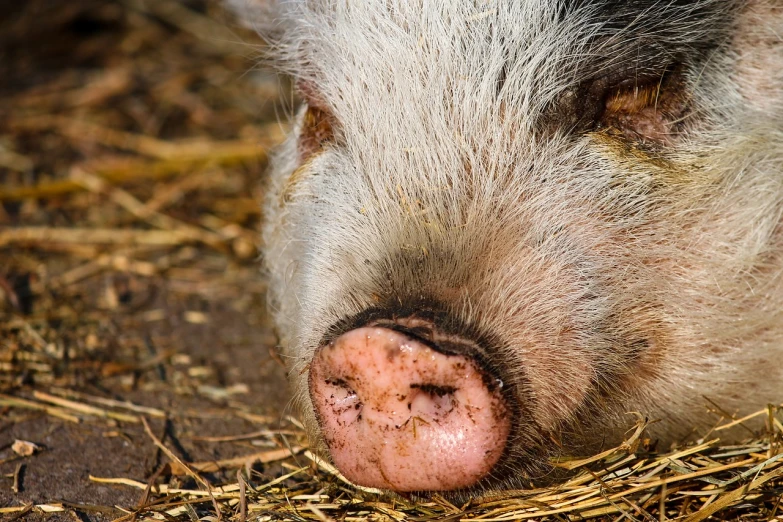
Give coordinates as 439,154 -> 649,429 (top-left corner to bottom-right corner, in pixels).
230,0 -> 783,489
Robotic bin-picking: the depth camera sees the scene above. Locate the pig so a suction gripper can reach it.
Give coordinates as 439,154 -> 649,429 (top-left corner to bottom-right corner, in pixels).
228,0 -> 783,493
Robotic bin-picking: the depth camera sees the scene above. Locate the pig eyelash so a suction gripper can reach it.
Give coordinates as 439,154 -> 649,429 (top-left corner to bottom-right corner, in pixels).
595,65 -> 689,145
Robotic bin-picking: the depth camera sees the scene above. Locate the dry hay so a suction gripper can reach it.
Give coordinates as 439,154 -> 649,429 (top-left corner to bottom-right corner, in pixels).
0,1 -> 782,521
1,393 -> 781,521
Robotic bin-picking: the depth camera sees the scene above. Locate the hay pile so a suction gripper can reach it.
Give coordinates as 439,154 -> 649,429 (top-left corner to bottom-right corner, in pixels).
3,396 -> 782,520
0,1 -> 781,521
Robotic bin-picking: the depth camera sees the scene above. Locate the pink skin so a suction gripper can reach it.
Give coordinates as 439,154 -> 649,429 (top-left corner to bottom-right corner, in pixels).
309,327 -> 511,491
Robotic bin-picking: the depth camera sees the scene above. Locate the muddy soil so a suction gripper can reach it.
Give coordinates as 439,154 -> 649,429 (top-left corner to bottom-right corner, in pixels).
0,2 -> 294,520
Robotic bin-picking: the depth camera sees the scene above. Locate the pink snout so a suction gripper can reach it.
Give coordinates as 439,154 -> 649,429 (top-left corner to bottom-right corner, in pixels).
309,326 -> 511,491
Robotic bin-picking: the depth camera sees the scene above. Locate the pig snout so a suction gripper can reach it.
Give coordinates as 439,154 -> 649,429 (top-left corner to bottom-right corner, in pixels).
309,326 -> 510,491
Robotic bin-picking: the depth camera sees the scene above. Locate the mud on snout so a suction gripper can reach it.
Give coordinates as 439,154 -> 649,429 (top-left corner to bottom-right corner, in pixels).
308,310 -> 526,492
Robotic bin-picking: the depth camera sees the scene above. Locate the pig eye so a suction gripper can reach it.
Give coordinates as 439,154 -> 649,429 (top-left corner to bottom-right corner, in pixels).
596,66 -> 687,145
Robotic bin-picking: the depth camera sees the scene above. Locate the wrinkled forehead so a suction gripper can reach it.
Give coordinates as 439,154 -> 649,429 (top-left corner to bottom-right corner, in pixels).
269,1 -> 735,125
266,1 -> 735,142
274,0 -> 735,77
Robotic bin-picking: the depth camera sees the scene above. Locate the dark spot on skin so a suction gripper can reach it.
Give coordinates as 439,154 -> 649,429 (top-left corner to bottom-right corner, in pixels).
385,346 -> 400,362
324,377 -> 349,388
627,337 -> 651,359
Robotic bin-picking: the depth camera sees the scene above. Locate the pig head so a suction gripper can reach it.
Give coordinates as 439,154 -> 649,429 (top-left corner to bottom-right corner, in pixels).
231,0 -> 783,492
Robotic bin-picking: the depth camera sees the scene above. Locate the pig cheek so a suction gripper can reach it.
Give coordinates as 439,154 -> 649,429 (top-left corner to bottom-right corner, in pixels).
486,255 -> 599,430
732,1 -> 783,114
523,343 -> 597,431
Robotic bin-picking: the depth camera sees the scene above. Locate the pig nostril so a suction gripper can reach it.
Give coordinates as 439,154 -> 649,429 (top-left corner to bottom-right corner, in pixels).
409,383 -> 458,419
322,377 -> 363,426
324,377 -> 358,401
410,383 -> 458,397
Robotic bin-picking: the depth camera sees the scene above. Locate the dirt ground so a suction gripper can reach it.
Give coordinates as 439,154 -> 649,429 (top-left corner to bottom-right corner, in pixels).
0,1 -> 295,519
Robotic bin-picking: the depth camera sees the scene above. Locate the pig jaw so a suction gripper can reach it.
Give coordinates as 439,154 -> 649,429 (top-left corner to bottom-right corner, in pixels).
309,326 -> 511,491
